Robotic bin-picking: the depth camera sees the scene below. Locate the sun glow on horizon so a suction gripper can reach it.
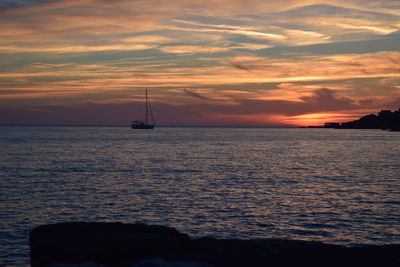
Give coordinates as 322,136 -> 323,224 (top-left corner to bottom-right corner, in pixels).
282,113 -> 364,127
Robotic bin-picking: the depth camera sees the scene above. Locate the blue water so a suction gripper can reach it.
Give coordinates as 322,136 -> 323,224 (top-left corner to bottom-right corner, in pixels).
1,126 -> 400,266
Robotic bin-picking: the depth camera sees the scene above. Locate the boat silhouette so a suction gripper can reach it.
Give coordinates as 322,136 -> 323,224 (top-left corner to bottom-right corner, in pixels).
131,90 -> 155,129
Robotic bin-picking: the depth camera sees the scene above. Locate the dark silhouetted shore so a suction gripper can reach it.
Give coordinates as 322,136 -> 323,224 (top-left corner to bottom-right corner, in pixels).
30,222 -> 400,267
307,108 -> 400,130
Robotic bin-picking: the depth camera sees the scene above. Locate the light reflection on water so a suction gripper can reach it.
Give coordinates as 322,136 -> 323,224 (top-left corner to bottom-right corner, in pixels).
1,126 -> 400,265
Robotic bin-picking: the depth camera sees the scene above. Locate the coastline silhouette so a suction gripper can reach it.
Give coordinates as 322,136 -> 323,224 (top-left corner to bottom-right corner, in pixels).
308,108 -> 400,131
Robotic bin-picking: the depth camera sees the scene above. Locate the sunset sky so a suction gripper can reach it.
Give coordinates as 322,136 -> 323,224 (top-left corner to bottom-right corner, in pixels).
0,0 -> 399,126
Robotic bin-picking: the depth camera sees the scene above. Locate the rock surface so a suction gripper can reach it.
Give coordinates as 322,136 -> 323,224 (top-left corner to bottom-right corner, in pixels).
30,222 -> 400,267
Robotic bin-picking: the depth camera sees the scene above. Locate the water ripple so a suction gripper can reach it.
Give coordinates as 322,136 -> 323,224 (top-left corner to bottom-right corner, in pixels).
1,126 -> 399,265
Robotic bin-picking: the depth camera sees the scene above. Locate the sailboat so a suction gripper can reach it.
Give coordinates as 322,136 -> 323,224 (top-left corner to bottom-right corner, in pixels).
131,90 -> 155,129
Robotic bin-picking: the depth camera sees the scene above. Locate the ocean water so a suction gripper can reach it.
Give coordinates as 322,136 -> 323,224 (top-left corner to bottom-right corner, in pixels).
1,126 -> 400,266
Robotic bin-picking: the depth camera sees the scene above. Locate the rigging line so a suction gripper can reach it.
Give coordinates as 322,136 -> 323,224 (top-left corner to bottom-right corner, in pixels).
148,97 -> 156,125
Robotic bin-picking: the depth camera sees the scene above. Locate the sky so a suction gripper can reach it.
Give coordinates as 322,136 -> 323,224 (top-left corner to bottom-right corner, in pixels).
0,0 -> 399,126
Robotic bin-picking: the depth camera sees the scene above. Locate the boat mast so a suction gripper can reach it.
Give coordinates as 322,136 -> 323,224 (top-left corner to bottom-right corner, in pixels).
145,89 -> 149,125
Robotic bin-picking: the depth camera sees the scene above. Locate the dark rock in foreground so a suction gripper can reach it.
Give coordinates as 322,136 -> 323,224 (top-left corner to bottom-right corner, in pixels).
30,222 -> 400,267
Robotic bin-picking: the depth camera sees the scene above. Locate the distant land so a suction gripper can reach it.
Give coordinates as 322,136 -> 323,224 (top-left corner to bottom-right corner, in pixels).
306,108 -> 400,131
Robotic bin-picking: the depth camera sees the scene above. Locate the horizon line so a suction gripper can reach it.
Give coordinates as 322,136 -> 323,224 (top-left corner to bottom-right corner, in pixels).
0,123 -> 297,128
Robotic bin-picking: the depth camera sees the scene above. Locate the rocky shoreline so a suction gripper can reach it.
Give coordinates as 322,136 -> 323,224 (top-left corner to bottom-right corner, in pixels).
30,222 -> 399,267
306,108 -> 400,130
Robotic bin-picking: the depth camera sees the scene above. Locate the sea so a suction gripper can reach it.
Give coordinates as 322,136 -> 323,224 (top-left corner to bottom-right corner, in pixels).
1,126 -> 399,266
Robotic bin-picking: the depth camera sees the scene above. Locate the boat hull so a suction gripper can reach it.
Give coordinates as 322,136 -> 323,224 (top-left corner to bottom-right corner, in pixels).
131,124 -> 155,129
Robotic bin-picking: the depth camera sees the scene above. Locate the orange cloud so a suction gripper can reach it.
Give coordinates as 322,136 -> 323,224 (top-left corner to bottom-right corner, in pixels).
159,46 -> 231,54
0,44 -> 156,53
1,51 -> 399,107
1,0 -> 397,53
